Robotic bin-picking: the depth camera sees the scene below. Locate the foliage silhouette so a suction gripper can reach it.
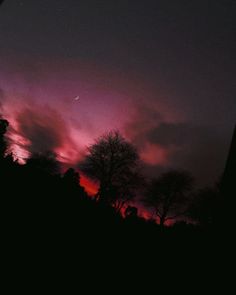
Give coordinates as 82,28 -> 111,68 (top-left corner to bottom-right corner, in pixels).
25,151 -> 61,176
81,130 -> 143,210
142,170 -> 194,226
221,124 -> 236,195
0,118 -> 9,159
124,205 -> 138,218
0,115 -> 230,263
188,186 -> 222,226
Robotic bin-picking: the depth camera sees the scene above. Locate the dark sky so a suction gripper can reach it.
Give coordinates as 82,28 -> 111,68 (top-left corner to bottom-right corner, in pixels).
0,0 -> 235,186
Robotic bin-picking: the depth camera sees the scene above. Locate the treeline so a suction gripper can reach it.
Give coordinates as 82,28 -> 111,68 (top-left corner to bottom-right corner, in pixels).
0,118 -> 226,241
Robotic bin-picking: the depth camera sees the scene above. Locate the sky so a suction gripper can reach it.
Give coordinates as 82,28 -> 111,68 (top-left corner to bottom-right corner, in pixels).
0,0 -> 235,188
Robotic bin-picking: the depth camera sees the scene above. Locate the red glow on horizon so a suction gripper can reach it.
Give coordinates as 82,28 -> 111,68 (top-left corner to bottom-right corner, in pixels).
80,174 -> 98,196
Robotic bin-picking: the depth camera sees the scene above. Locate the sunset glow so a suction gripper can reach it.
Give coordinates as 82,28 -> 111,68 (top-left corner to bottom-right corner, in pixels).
0,0 -> 235,239
1,0 -> 234,187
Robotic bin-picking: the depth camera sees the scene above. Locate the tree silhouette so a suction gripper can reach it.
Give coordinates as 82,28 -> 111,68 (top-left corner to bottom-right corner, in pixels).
62,168 -> 87,198
25,151 -> 60,176
0,118 -> 9,159
124,205 -> 138,218
81,130 -> 142,208
220,125 -> 236,220
63,168 -> 80,186
143,170 -> 193,226
105,169 -> 144,212
0,118 -> 224,249
188,187 -> 221,226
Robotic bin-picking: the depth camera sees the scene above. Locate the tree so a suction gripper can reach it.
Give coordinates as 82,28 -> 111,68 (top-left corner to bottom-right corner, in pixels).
220,125 -> 236,225
81,130 -> 142,209
62,168 -> 87,198
0,118 -> 9,159
124,206 -> 138,219
143,170 -> 193,226
63,168 -> 80,186
188,187 -> 221,226
26,151 -> 60,176
110,169 -> 144,212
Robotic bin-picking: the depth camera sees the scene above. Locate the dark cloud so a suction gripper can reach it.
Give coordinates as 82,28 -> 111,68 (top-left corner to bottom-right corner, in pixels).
0,0 -> 234,186
16,105 -> 74,155
147,123 -> 193,147
125,107 -> 229,185
163,123 -> 228,185
124,104 -> 163,147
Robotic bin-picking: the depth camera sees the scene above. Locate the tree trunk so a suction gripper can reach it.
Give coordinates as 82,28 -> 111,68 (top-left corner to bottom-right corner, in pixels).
160,215 -> 166,227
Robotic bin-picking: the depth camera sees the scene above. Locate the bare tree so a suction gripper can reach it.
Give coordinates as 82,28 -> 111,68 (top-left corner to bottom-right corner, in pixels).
107,169 -> 144,212
143,170 -> 193,226
81,130 -> 142,209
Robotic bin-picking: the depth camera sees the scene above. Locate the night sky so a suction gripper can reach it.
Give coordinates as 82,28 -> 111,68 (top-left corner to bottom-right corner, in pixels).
0,0 -> 235,189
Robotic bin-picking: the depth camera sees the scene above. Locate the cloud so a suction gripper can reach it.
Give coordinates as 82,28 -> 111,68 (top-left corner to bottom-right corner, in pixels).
13,104 -> 80,164
124,106 -> 227,185
17,106 -> 65,152
124,103 -> 163,146
147,122 -> 193,147
168,123 -> 227,185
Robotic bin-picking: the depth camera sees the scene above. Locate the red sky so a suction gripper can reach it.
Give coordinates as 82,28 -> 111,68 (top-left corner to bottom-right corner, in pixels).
0,55 -> 230,188
1,0 -> 235,188
1,55 -> 179,162
0,56 -> 183,198
79,173 -> 98,196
